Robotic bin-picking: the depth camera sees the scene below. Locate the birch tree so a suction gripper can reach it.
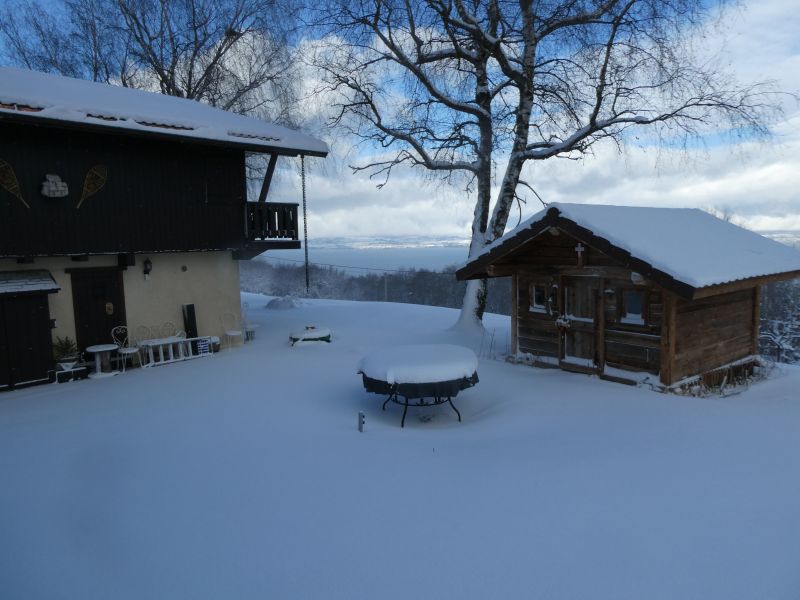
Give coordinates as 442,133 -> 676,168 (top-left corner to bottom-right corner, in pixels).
311,0 -> 775,324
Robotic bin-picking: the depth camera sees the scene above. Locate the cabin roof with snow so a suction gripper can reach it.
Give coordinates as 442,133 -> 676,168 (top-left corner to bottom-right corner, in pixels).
0,67 -> 328,157
457,203 -> 800,299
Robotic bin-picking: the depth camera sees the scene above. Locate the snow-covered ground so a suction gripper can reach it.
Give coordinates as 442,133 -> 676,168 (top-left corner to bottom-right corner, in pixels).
2,294 -> 800,600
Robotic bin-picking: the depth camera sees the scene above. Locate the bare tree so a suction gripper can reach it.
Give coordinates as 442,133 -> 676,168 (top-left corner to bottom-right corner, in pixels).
0,0 -> 299,121
311,0 -> 777,325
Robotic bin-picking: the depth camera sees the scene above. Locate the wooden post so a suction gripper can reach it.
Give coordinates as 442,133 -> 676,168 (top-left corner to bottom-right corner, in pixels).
595,282 -> 605,371
752,285 -> 761,356
557,275 -> 565,360
660,292 -> 677,385
510,274 -> 519,356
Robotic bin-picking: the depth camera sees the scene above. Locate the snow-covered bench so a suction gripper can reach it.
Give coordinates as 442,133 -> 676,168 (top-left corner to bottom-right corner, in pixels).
357,344 -> 479,427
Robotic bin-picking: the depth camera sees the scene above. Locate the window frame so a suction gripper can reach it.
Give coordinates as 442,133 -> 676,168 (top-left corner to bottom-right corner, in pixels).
619,288 -> 648,326
529,282 -> 549,314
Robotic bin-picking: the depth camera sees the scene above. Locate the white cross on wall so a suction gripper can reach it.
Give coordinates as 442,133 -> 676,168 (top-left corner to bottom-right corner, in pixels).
574,243 -> 585,257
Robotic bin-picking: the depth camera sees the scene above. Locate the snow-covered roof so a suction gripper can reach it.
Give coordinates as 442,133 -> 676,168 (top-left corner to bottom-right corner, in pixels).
0,67 -> 328,156
0,270 -> 60,295
460,203 -> 800,294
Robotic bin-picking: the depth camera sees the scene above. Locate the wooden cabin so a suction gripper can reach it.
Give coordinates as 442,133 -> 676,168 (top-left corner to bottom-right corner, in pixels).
456,204 -> 800,387
0,67 -> 327,390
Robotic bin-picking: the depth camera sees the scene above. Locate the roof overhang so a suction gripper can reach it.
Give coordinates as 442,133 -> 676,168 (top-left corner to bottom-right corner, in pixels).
456,207 -> 800,300
0,111 -> 328,157
0,270 -> 60,296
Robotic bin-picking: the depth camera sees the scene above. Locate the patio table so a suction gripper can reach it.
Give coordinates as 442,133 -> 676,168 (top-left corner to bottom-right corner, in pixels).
85,343 -> 120,379
358,344 -> 479,427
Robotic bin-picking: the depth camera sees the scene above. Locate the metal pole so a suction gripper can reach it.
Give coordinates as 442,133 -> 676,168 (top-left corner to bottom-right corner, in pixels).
301,155 -> 309,296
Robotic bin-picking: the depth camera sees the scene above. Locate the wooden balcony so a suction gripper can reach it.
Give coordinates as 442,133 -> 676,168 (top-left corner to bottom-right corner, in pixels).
245,202 -> 299,241
237,202 -> 301,259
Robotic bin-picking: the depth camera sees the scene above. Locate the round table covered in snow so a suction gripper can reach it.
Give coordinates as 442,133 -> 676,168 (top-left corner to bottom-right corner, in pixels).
357,344 -> 479,427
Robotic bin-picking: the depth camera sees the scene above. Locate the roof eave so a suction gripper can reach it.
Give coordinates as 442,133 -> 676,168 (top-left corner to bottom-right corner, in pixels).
456,208 -> 698,299
0,110 -> 329,157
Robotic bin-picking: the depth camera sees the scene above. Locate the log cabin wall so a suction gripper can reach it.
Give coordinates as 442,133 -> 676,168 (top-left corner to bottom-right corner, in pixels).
0,122 -> 246,258
671,288 -> 757,383
510,230 -> 663,375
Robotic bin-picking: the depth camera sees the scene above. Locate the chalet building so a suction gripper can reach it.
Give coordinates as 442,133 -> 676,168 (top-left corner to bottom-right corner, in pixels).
457,203 -> 800,387
0,67 -> 327,390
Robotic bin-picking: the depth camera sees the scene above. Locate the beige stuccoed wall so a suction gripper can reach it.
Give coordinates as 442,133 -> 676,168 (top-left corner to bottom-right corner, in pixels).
123,252 -> 241,341
0,251 -> 242,346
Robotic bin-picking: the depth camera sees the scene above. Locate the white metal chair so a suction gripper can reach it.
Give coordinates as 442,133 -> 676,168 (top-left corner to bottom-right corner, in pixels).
134,325 -> 154,366
221,312 -> 243,349
111,326 -> 140,372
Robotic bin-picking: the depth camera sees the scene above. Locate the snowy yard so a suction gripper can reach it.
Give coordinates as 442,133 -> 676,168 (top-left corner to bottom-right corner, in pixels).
2,293 -> 800,600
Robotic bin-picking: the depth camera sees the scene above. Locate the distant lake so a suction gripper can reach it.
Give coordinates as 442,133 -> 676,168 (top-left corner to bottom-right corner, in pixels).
256,241 -> 470,275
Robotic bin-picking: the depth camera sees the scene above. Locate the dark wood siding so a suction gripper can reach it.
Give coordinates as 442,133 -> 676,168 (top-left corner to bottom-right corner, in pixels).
672,288 -> 755,381
0,122 -> 246,257
0,293 -> 53,389
516,272 -> 559,357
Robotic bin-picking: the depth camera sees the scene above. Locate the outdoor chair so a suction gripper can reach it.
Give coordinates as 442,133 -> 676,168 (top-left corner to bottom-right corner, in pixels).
220,312 -> 243,349
134,325 -> 154,366
111,326 -> 140,372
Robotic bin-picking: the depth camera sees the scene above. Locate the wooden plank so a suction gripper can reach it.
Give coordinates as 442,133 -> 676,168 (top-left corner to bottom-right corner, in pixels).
673,334 -> 753,379
605,329 -> 661,349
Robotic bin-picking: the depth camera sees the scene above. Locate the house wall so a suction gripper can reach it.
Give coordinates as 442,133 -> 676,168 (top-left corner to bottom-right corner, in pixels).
509,230 -> 663,376
0,122 -> 246,257
0,251 -> 242,349
670,288 -> 757,383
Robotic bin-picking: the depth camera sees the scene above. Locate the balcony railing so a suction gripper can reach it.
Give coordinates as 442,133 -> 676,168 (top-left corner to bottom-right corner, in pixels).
245,202 -> 298,241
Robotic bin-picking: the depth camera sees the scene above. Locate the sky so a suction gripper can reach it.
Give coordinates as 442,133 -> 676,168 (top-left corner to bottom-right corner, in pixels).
267,0 -> 800,241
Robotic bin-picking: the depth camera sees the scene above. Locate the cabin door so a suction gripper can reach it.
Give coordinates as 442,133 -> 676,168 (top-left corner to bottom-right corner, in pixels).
560,277 -> 600,370
70,269 -> 127,352
0,294 -> 54,389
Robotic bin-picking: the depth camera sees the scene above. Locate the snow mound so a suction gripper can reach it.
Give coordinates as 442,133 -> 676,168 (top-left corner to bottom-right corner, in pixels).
266,296 -> 300,310
358,344 -> 478,384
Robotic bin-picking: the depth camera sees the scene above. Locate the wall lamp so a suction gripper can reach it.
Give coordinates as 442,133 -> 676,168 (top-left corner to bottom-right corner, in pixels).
143,258 -> 153,280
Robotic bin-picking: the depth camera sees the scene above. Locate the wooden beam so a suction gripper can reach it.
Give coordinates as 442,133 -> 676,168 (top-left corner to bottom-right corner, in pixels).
511,274 -> 519,356
486,264 -> 518,277
257,154 -> 279,203
660,292 -> 677,385
595,283 -> 605,371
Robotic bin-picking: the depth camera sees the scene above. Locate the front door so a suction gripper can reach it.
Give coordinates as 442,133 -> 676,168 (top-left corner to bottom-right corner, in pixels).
71,269 -> 127,352
0,294 -> 54,389
560,277 -> 599,370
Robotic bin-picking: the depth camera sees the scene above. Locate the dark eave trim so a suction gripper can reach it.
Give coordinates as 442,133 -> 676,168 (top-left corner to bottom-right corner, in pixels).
0,111 -> 328,158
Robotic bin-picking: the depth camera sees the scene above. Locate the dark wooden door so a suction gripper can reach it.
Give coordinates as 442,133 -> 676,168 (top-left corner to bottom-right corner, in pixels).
561,277 -> 600,369
0,294 -> 54,389
71,269 -> 127,351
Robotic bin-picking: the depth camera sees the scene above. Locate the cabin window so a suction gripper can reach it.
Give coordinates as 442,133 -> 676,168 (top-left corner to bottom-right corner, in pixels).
529,283 -> 548,313
620,290 -> 645,325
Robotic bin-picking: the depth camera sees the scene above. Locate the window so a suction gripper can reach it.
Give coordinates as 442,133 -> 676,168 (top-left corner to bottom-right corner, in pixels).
620,290 -> 645,325
529,283 -> 548,313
